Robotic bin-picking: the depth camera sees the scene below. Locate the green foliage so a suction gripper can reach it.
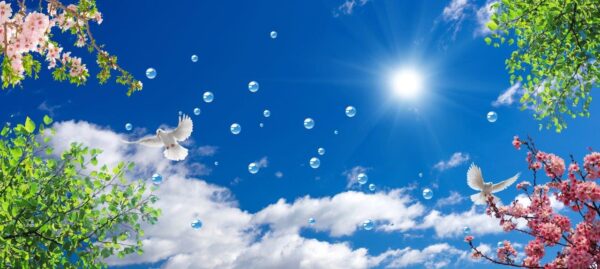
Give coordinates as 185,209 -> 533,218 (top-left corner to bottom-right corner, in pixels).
0,117 -> 160,268
487,0 -> 599,132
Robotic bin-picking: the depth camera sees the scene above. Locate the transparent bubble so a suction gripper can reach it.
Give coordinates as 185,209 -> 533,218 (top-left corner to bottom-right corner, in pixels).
368,183 -> 376,192
191,54 -> 198,62
357,173 -> 368,185
194,108 -> 201,116
334,129 -> 339,135
191,219 -> 203,230
463,226 -> 471,234
317,147 -> 325,156
259,123 -> 264,128
497,241 -> 504,248
362,219 -> 374,231
487,111 -> 498,123
422,188 -> 434,200
248,162 -> 259,174
418,172 -> 423,178
308,217 -> 315,225
230,123 -> 241,135
270,31 -> 278,39
248,81 -> 259,93
309,157 -> 320,169
178,111 -> 183,116
263,109 -> 271,117
214,161 -> 219,166
345,106 -> 357,117
203,91 -> 214,103
125,123 -> 133,131
151,173 -> 163,185
146,68 -> 157,79
304,118 -> 315,129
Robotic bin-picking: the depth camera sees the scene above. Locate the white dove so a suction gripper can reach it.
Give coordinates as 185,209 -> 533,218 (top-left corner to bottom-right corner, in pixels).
123,114 -> 193,161
467,163 -> 520,205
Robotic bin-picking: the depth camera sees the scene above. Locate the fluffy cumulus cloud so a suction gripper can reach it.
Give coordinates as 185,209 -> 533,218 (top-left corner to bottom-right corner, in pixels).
434,152 -> 470,171
419,207 -> 502,238
435,191 -> 466,208
492,82 -> 522,107
47,120 -> 491,268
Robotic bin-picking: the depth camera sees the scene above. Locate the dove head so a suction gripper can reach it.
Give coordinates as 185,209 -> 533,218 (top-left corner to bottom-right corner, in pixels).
156,129 -> 164,135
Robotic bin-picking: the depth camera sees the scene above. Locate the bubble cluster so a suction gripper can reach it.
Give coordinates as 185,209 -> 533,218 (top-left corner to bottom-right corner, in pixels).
146,68 -> 157,79
317,147 -> 325,156
191,219 -> 203,230
125,123 -> 133,131
203,91 -> 214,103
304,118 -> 315,129
422,188 -> 434,200
345,106 -> 357,117
362,219 -> 374,231
193,108 -> 201,115
248,162 -> 259,174
309,157 -> 320,169
230,123 -> 241,135
151,173 -> 163,185
357,173 -> 368,185
248,81 -> 259,93
487,111 -> 498,123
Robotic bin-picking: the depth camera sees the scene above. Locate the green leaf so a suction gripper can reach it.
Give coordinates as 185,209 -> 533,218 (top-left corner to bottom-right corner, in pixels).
486,21 -> 498,31
24,117 -> 36,133
484,37 -> 492,45
43,115 -> 53,125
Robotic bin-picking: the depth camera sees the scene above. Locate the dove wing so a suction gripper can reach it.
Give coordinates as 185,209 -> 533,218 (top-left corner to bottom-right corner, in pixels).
491,172 -> 520,193
170,114 -> 193,141
467,163 -> 485,191
123,135 -> 163,148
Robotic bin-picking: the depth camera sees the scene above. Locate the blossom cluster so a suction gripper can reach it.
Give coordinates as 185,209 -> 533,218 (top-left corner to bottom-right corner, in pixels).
466,136 -> 600,268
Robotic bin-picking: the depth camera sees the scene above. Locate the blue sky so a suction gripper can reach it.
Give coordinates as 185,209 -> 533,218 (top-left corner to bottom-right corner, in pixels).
2,0 -> 599,268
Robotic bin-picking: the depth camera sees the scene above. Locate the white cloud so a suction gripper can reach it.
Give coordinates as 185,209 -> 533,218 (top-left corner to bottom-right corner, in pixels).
443,0 -> 469,21
419,207 -> 502,238
46,120 -> 442,269
196,145 -> 218,157
434,152 -> 470,171
255,156 -> 269,169
492,82 -> 521,107
515,193 -> 564,212
343,166 -> 369,188
335,0 -> 370,16
252,189 -> 425,237
475,0 -> 498,36
435,191 -> 466,208
38,101 -> 62,116
373,243 -> 465,268
274,171 -> 284,178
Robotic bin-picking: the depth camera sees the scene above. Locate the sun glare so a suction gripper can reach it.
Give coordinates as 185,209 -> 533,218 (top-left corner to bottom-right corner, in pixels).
389,68 -> 424,99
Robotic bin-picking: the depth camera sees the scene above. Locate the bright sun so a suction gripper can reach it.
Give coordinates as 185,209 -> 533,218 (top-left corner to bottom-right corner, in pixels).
389,68 -> 424,99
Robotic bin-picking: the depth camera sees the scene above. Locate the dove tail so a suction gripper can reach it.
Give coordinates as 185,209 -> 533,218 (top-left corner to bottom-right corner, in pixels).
164,144 -> 188,161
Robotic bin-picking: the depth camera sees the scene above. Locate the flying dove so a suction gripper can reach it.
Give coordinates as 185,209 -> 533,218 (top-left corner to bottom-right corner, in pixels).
467,163 -> 520,205
123,114 -> 193,161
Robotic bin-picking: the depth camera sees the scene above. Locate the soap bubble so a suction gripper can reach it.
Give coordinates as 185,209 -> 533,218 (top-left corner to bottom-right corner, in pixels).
304,118 -> 315,129
270,31 -> 278,39
309,157 -> 320,169
487,111 -> 498,123
191,219 -> 203,230
146,68 -> 157,79
214,161 -> 219,166
151,173 -> 163,185
193,108 -> 201,115
125,123 -> 133,131
334,129 -> 339,135
259,123 -> 264,128
178,111 -> 183,116
308,217 -> 315,225
357,173 -> 368,185
463,226 -> 471,234
248,162 -> 259,174
368,183 -> 376,192
203,91 -> 214,103
191,54 -> 198,62
362,219 -> 374,231
345,106 -> 357,117
230,123 -> 241,135
418,172 -> 423,178
422,188 -> 434,200
497,241 -> 504,248
317,147 -> 325,155
263,109 -> 271,117
248,81 -> 259,93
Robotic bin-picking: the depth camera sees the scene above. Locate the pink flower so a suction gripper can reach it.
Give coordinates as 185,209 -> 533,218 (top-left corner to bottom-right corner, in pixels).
496,241 -> 518,263
524,239 -> 545,266
583,152 -> 600,180
512,136 -> 522,150
543,153 -> 565,178
464,235 -> 474,243
537,222 -> 561,245
0,1 -> 12,24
